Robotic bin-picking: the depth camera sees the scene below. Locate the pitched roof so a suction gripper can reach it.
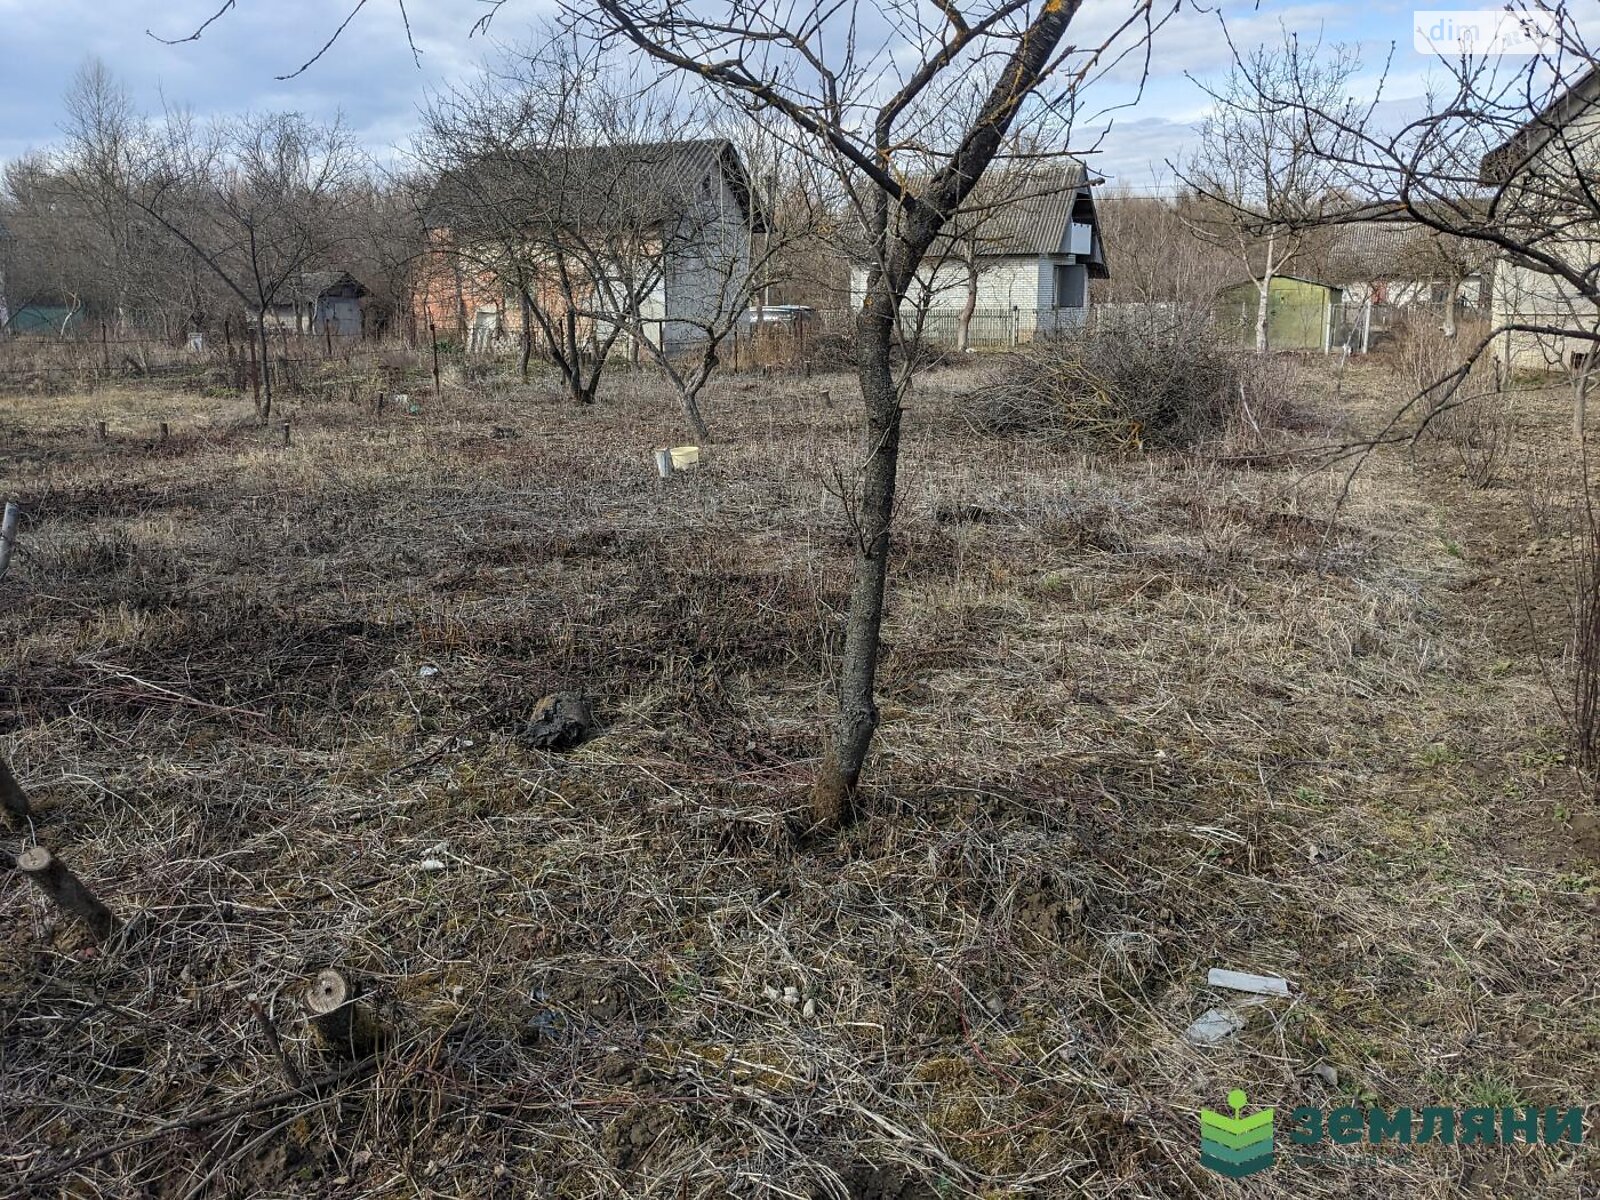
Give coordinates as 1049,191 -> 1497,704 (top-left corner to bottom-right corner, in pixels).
1325,215 -> 1493,282
427,138 -> 767,235
275,271 -> 367,305
846,160 -> 1103,270
1480,67 -> 1600,183
941,161 -> 1093,256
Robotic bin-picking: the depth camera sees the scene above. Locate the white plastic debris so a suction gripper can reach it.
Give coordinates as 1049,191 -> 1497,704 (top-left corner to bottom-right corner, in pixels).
782,986 -> 801,1006
1184,1007 -> 1246,1045
418,858 -> 448,872
802,998 -> 816,1019
1313,1063 -> 1339,1087
418,665 -> 440,678
1208,968 -> 1292,997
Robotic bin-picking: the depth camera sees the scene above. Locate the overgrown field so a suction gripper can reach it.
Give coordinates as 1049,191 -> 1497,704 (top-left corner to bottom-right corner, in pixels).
1,357 -> 1596,1199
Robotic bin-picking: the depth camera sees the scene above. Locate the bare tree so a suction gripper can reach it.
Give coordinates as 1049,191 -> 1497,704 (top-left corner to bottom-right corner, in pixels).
130,110 -> 358,417
607,118 -> 834,442
1177,29 -> 1362,352
1090,187 -> 1238,306
574,0 -> 1168,826
417,42 -> 716,408
1210,6 -> 1600,436
148,0 -> 1168,827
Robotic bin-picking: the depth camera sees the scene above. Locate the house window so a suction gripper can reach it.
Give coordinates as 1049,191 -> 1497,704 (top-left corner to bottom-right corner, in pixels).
1053,264 -> 1085,309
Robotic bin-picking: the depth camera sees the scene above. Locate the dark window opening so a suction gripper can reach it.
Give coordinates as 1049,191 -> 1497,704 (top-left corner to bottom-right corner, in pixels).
1053,264 -> 1085,309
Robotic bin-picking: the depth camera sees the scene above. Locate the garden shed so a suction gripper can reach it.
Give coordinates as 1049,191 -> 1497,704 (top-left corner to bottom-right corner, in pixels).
1215,275 -> 1342,352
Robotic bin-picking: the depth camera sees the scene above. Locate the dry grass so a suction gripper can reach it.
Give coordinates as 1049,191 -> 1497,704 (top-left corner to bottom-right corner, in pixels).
1,353 -> 1597,1199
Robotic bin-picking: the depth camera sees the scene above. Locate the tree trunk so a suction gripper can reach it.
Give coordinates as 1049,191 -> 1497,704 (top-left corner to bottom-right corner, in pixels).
680,388 -> 711,443
1254,235 -> 1275,354
956,258 -> 978,353
520,293 -> 533,384
256,314 -> 273,421
1441,277 -> 1462,339
813,296 -> 901,828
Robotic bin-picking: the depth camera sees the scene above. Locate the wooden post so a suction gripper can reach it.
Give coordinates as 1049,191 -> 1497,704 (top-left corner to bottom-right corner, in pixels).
803,357 -> 811,379
375,392 -> 385,416
17,847 -> 117,941
654,448 -> 674,478
324,320 -> 333,359
429,321 -> 441,398
280,421 -> 291,448
100,321 -> 110,374
158,422 -> 169,445
0,501 -> 18,580
303,968 -> 384,1058
0,754 -> 32,827
95,420 -> 107,442
821,388 -> 832,409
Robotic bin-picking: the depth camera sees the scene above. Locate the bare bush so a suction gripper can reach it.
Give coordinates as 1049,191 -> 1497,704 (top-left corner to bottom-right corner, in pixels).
1396,311 -> 1468,399
973,306 -> 1285,449
1517,442 -> 1577,535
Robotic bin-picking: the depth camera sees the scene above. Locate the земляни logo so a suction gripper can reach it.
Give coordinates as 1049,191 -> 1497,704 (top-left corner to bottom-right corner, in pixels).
1200,1089 -> 1275,1178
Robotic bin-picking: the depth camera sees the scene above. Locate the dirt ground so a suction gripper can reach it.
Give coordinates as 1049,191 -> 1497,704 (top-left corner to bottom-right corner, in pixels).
1,353 -> 1596,1199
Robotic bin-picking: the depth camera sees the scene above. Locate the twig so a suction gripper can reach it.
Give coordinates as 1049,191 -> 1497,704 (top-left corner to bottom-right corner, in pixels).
1,1061 -> 377,1197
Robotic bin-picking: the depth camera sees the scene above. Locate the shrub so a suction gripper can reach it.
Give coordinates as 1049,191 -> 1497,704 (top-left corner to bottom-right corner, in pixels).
972,305 -> 1279,449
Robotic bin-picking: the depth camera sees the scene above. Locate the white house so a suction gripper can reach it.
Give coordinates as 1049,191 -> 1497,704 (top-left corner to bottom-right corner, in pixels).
1478,67 -> 1600,371
848,161 -> 1108,346
1326,218 -> 1489,311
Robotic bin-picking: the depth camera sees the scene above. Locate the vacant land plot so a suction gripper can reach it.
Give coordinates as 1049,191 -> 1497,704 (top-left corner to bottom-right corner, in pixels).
1,357 -> 1596,1198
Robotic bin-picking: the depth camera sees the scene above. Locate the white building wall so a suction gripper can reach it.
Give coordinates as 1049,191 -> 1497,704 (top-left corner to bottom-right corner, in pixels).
1491,101 -> 1600,370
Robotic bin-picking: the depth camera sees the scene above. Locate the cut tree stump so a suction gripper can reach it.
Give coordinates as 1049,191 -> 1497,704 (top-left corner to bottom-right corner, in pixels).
523,692 -> 598,751
303,969 -> 385,1058
0,755 -> 32,827
17,846 -> 117,941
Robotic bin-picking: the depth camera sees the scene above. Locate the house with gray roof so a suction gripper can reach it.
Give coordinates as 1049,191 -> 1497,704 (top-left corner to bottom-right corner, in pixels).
262,271 -> 370,336
418,138 -> 767,353
1325,216 -> 1490,312
847,162 -> 1109,345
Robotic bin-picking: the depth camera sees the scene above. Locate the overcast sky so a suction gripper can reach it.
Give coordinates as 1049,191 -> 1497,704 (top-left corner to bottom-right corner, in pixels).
0,0 -> 1535,189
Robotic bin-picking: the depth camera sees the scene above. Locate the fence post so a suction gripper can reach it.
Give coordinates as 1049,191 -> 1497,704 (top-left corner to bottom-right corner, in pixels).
0,502 -> 19,582
430,321 -> 441,398
324,320 -> 333,359
249,335 -> 261,405
100,321 -> 110,374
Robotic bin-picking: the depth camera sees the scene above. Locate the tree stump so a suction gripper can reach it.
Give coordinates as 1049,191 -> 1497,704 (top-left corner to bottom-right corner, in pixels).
523,693 -> 597,751
17,847 -> 117,941
159,422 -> 170,445
303,968 -> 384,1058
